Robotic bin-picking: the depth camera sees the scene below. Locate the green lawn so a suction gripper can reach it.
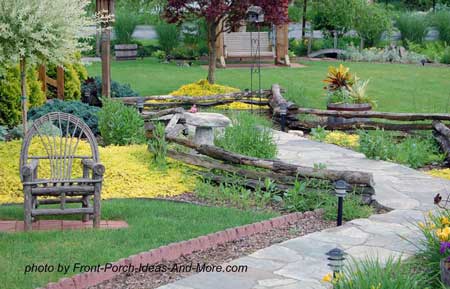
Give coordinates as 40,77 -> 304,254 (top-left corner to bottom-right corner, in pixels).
0,199 -> 276,289
86,58 -> 450,113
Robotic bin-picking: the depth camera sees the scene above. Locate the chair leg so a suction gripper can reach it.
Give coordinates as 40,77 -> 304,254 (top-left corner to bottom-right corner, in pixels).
93,191 -> 101,228
24,188 -> 33,231
81,196 -> 90,222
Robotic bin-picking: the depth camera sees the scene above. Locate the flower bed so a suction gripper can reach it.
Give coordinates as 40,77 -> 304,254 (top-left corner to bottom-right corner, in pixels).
0,140 -> 195,204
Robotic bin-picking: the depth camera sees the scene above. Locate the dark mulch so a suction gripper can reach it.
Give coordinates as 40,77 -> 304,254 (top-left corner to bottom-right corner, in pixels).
89,210 -> 333,289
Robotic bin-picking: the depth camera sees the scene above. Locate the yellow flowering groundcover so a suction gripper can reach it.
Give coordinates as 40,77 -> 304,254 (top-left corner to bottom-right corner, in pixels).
324,131 -> 360,149
167,79 -> 268,110
427,168 -> 450,180
0,140 -> 195,204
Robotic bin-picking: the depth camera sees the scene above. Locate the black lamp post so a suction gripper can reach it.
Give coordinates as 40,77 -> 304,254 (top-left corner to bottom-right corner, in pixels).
326,247 -> 346,278
136,98 -> 144,114
279,102 -> 288,132
334,179 -> 350,226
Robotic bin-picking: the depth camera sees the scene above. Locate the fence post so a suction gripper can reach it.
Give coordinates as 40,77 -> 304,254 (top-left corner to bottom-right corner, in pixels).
56,66 -> 64,100
38,65 -> 47,94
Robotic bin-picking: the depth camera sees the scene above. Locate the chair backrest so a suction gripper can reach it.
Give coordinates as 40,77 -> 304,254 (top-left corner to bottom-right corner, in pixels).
20,112 -> 99,181
224,32 -> 273,55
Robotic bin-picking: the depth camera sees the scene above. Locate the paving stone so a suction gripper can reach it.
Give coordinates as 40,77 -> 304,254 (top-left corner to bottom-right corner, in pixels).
157,285 -> 194,289
345,245 -> 407,262
257,278 -> 298,287
250,245 -> 301,263
177,272 -> 256,289
229,257 -> 285,271
279,237 -> 337,259
308,226 -> 369,246
274,257 -> 329,283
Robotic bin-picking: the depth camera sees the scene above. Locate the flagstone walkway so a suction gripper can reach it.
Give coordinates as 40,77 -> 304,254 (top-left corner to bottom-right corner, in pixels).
157,131 -> 450,289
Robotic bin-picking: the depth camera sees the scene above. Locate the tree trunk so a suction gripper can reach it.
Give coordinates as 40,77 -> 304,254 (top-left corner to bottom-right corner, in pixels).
207,22 -> 217,84
20,58 -> 28,135
301,0 -> 307,39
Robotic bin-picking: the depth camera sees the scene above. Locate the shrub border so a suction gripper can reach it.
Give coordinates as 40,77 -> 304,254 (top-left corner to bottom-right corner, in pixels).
39,211 -> 315,289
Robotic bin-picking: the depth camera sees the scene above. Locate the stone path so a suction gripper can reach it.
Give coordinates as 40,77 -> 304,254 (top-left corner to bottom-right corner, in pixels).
157,131 -> 450,289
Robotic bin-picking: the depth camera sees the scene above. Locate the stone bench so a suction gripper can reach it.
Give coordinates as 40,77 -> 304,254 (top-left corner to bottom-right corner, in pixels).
183,112 -> 231,145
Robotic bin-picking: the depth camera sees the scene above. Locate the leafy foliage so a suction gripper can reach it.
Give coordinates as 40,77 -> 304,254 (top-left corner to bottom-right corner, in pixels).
311,0 -> 362,34
396,13 -> 429,45
114,8 -> 138,44
332,257 -> 429,289
28,100 -> 100,135
215,111 -> 277,159
0,0 -> 93,66
148,122 -> 168,170
155,23 -> 180,55
81,76 -> 140,106
0,126 -> 7,141
433,10 -> 450,44
354,3 -> 392,48
0,65 -> 46,127
98,98 -> 146,146
46,62 -> 88,100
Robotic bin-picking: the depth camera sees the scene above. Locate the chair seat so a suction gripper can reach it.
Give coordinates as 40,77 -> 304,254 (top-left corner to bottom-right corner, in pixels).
28,179 -> 98,196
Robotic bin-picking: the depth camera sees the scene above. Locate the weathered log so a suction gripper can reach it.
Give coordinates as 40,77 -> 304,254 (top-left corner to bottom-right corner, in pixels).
167,136 -> 374,186
280,108 -> 450,122
115,90 -> 272,105
142,107 -> 185,120
143,99 -> 269,108
433,121 -> 450,139
269,84 -> 298,111
167,149 -> 298,185
288,120 -> 433,131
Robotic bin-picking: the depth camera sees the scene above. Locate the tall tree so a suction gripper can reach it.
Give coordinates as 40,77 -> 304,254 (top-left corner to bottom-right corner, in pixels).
165,0 -> 289,84
0,0 -> 93,133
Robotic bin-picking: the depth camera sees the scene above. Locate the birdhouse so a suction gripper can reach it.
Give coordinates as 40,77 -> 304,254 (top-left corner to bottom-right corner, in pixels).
246,6 -> 264,23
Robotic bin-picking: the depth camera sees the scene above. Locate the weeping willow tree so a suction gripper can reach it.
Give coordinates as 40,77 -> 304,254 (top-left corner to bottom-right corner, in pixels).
0,0 -> 94,134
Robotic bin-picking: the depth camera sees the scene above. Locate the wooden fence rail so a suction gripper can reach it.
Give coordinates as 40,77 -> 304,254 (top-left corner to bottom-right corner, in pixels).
38,65 -> 64,99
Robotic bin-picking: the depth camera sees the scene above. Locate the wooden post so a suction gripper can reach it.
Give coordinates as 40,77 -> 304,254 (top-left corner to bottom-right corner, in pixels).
276,24 -> 289,65
38,65 -> 47,94
56,66 -> 64,100
20,58 -> 28,136
97,0 -> 115,98
215,19 -> 226,68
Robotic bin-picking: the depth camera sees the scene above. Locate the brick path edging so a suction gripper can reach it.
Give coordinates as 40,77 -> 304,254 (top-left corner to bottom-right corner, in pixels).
38,211 -> 316,289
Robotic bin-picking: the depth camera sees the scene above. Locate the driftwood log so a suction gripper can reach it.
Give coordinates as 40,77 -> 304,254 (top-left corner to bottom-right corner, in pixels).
433,121 -> 450,161
167,136 -> 374,187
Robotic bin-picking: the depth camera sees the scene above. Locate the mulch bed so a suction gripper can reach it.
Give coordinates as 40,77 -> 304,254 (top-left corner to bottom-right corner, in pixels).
89,210 -> 333,289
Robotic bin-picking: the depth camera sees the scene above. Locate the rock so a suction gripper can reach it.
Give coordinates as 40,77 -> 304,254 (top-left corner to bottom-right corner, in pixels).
288,130 -> 304,137
183,113 -> 231,128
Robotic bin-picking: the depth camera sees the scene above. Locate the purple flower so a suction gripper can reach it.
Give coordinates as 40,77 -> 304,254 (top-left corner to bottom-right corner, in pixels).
440,242 -> 450,254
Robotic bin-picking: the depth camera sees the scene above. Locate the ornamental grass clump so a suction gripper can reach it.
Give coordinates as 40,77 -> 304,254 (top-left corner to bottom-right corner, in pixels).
98,98 -> 146,146
148,122 -> 168,170
215,111 -> 277,159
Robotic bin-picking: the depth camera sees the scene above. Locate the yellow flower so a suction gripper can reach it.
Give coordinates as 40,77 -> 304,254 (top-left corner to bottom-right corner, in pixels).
322,273 -> 333,283
324,131 -> 360,149
418,221 -> 425,229
436,226 -> 450,241
442,217 -> 450,226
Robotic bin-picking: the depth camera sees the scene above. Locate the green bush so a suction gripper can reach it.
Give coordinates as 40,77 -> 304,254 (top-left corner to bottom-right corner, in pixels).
0,65 -> 46,127
114,9 -> 138,44
407,41 -> 447,62
396,13 -> 428,45
433,11 -> 450,44
333,257 -> 429,289
28,99 -> 100,135
98,98 -> 146,146
46,62 -> 88,100
0,126 -> 7,141
355,3 -> 392,48
442,47 -> 450,64
358,130 -> 443,168
148,122 -> 167,170
155,23 -> 180,55
81,76 -> 139,100
215,112 -> 277,159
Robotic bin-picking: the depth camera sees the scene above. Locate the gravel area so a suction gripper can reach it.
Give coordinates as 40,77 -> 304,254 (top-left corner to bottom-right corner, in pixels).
89,210 -> 333,289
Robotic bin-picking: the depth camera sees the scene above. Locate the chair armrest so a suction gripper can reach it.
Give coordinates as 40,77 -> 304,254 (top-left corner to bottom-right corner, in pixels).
21,159 -> 39,179
82,159 -> 105,176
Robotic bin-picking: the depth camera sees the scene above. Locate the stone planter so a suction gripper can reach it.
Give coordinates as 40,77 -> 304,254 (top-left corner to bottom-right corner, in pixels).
441,259 -> 450,286
115,44 -> 138,61
326,103 -> 372,127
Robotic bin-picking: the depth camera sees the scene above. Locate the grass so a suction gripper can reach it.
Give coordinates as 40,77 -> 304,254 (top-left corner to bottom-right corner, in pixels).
0,199 -> 276,289
86,58 -> 450,113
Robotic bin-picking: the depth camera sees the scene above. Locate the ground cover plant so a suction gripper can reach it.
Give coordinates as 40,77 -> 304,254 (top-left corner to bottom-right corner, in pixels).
311,128 -> 444,169
215,111 -> 277,159
0,199 -> 276,289
195,176 -> 373,221
86,59 -> 450,113
0,140 -> 195,204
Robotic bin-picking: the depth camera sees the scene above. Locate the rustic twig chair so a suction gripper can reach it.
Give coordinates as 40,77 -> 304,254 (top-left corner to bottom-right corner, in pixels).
20,112 -> 105,231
